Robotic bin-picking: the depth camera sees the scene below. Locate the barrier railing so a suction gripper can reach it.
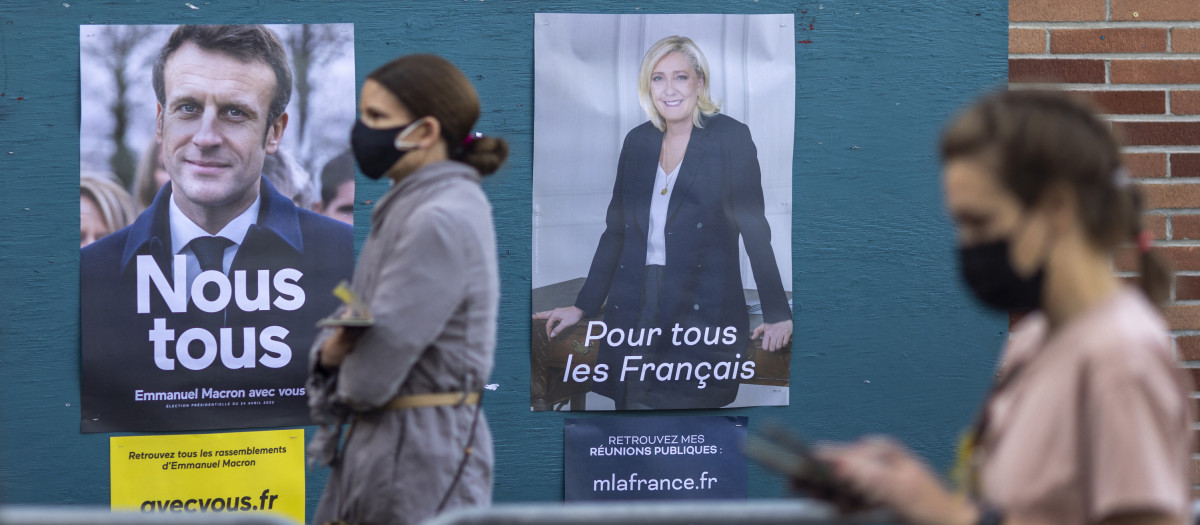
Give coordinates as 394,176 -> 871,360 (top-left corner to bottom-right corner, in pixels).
0,507 -> 296,525
424,500 -> 897,525
4,500 -> 1198,524
428,499 -> 1200,525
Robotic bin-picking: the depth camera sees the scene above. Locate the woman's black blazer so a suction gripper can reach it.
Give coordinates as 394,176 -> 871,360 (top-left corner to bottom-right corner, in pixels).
574,113 -> 791,408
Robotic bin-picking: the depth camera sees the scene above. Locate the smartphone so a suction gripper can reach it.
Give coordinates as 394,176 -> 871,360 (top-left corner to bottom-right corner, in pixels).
745,422 -> 869,510
746,423 -> 834,484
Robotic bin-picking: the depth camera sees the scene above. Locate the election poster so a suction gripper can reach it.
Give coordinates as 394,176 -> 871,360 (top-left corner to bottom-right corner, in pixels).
79,24 -> 357,432
111,429 -> 304,523
564,415 -> 748,501
531,14 -> 795,411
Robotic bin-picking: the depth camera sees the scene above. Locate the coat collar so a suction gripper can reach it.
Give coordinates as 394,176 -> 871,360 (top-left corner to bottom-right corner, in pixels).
119,177 -> 303,272
668,118 -> 713,220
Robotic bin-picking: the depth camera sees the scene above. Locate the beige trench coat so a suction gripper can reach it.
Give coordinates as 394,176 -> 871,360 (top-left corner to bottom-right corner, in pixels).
307,161 -> 498,525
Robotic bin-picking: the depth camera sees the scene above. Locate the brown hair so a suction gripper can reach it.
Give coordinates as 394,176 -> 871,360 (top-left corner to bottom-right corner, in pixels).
367,54 -> 508,175
153,25 -> 292,134
940,90 -> 1171,305
320,149 -> 355,205
132,141 -> 164,211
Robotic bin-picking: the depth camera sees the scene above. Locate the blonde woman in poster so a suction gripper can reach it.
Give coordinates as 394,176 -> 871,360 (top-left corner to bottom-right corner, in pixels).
535,35 -> 793,410
80,174 -> 137,247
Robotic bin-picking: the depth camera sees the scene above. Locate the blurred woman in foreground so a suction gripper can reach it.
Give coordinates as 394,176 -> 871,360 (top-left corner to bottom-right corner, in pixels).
823,91 -> 1192,525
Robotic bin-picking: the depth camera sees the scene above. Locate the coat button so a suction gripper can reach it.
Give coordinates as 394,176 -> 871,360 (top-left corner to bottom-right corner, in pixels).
696,222 -> 702,228
693,304 -> 700,310
619,265 -> 624,269
614,305 -> 620,310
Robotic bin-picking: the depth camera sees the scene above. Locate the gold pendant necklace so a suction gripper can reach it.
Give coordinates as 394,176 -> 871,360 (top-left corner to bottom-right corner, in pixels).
660,142 -> 684,195
660,169 -> 676,195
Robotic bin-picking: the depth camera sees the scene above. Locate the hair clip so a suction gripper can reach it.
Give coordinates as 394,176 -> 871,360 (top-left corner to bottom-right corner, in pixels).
1136,230 -> 1153,254
462,131 -> 482,147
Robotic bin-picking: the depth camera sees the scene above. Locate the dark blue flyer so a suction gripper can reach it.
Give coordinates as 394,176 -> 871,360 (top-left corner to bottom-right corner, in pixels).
564,415 -> 748,501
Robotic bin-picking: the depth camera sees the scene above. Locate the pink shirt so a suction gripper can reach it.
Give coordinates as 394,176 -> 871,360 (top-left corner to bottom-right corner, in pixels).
979,287 -> 1192,525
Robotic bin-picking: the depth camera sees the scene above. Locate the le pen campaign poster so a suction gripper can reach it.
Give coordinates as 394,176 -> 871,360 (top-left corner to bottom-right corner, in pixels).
79,24 -> 356,432
564,416 -> 748,501
531,14 -> 795,412
111,429 -> 304,523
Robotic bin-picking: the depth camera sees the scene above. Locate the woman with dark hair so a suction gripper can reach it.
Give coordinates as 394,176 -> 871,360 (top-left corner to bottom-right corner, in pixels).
533,35 -> 792,410
820,91 -> 1191,525
307,54 -> 507,525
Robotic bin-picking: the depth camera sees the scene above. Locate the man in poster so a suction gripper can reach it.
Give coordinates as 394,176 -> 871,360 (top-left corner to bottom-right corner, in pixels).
80,25 -> 353,433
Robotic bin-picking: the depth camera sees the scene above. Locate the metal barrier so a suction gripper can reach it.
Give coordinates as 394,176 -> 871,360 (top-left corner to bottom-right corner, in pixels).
424,500 -> 897,525
4,500 -> 1198,525
0,506 -> 296,525
428,499 -> 1200,525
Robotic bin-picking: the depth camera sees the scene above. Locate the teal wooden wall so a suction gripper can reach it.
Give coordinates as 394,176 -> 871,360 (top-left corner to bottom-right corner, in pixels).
0,0 -> 1007,515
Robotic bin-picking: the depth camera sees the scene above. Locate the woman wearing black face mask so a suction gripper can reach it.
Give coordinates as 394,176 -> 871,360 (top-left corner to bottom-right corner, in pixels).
815,91 -> 1191,525
306,54 -> 508,525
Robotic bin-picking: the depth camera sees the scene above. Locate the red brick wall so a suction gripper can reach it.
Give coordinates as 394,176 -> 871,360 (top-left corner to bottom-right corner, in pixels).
1010,0 -> 1200,491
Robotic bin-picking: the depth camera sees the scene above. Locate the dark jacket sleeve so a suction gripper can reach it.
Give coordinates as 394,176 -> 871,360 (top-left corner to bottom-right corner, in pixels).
726,120 -> 792,323
573,130 -> 635,317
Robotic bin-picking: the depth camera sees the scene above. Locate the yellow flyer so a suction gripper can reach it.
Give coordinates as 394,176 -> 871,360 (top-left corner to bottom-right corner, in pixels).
111,429 -> 304,523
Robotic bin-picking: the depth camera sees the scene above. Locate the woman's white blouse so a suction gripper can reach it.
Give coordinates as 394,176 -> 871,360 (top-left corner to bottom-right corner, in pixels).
646,162 -> 681,265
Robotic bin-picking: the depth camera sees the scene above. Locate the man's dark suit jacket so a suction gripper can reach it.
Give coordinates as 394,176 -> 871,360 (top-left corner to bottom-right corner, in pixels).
574,113 -> 792,409
80,177 -> 353,432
